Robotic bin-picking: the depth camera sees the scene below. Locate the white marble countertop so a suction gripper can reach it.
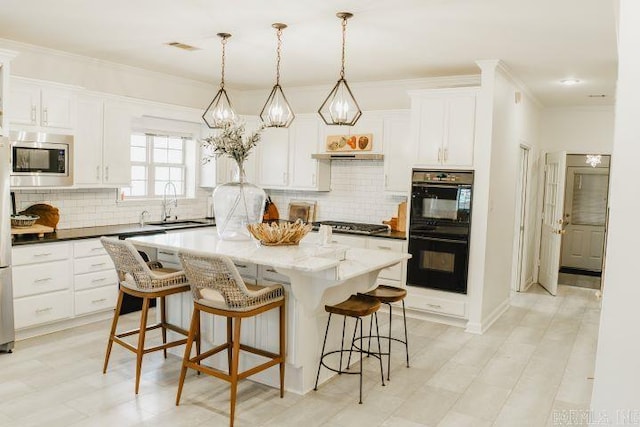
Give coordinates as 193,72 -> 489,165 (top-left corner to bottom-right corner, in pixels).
126,228 -> 410,281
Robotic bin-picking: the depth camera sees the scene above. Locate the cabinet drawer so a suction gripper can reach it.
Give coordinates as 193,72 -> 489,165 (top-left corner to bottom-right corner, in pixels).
75,285 -> 118,316
157,249 -> 179,263
14,290 -> 72,329
74,254 -> 114,274
74,239 -> 107,258
75,269 -> 118,291
261,265 -> 290,284
233,261 -> 257,279
12,242 -> 71,266
367,238 -> 406,281
12,260 -> 72,298
406,292 -> 466,318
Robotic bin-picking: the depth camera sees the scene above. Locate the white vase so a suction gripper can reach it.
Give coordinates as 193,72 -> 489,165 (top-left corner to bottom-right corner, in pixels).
213,162 -> 266,241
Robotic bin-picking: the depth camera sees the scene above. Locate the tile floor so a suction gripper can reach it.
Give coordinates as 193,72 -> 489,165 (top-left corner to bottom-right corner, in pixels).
0,284 -> 601,426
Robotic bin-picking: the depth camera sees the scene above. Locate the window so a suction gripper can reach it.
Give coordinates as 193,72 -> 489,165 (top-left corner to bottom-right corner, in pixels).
122,133 -> 194,199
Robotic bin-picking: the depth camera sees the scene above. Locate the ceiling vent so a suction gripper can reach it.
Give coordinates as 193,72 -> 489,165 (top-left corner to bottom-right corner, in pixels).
165,42 -> 200,51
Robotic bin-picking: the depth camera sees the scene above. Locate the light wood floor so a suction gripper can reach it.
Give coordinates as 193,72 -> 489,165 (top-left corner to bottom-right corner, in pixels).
0,284 -> 600,427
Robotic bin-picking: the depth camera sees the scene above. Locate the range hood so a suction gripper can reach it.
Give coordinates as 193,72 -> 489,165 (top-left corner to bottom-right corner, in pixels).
311,153 -> 384,160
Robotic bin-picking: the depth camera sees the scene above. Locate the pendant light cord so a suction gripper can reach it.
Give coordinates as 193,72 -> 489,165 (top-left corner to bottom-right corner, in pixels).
220,36 -> 228,89
340,16 -> 347,79
275,27 -> 282,85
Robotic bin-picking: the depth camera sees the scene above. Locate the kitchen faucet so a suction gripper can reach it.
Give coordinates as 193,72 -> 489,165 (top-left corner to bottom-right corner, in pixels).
139,210 -> 150,227
161,181 -> 178,222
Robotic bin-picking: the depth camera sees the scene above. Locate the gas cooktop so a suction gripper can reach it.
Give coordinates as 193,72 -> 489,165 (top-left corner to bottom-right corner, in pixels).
312,221 -> 390,235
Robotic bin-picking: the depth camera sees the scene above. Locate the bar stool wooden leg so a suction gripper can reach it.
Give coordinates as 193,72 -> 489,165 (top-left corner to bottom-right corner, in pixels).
386,304 -> 393,381
358,317 -> 363,404
279,302 -> 286,398
135,297 -> 151,394
339,316 -> 347,373
160,296 -> 168,359
103,288 -> 124,374
230,317 -> 242,427
227,317 -> 233,375
176,306 -> 199,406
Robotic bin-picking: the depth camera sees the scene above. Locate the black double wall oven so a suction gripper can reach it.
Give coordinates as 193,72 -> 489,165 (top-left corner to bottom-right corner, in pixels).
407,170 -> 473,294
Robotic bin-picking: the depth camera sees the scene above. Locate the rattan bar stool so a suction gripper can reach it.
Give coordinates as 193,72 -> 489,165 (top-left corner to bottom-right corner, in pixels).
100,237 -> 192,394
314,294 -> 385,404
358,285 -> 410,381
176,250 -> 286,427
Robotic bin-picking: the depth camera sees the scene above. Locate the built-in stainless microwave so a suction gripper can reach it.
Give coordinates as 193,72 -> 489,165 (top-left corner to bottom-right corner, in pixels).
10,131 -> 73,187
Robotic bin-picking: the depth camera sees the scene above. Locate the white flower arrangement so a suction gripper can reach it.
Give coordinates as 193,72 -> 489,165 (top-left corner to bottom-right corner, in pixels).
201,120 -> 265,166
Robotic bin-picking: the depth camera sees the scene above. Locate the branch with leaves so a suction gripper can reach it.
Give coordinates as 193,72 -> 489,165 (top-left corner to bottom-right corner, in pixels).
201,120 -> 265,166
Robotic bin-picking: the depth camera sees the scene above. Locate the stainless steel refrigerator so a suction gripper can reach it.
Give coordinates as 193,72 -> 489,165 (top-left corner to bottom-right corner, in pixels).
0,136 -> 15,353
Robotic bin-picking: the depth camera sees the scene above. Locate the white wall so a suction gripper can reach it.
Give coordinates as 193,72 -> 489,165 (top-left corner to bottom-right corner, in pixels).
539,106 -> 614,154
591,0 -> 640,417
467,63 -> 542,332
0,38 -> 222,109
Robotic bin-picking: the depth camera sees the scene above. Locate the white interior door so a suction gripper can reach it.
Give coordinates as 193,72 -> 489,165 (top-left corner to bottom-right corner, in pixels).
561,167 -> 609,271
538,151 -> 567,295
513,145 -> 530,292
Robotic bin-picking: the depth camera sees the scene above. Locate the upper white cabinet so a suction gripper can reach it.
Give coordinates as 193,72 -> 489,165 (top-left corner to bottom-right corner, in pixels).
382,111 -> 412,193
255,114 -> 330,191
10,78 -> 76,130
289,116 -> 330,191
75,94 -> 132,187
410,87 -> 478,168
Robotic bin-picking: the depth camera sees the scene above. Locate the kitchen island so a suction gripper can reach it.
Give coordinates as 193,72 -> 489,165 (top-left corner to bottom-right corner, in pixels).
127,228 -> 410,394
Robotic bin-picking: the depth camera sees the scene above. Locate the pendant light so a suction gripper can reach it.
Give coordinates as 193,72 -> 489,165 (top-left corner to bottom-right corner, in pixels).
318,12 -> 362,126
260,23 -> 295,128
202,33 -> 236,129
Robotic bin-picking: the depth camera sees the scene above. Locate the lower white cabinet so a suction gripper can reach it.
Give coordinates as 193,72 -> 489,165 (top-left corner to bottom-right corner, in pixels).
11,238 -> 119,333
404,290 -> 467,318
72,238 -> 118,316
12,242 -> 74,330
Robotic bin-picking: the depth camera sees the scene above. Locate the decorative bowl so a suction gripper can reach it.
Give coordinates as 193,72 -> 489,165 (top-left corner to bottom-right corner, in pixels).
10,214 -> 40,228
247,220 -> 312,246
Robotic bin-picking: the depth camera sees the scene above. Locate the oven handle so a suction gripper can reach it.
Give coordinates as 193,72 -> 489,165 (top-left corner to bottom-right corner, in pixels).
412,183 -> 466,189
410,235 -> 468,244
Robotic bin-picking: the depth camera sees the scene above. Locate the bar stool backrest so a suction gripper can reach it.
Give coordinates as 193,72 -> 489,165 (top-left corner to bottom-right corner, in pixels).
178,251 -> 266,310
100,237 -> 184,291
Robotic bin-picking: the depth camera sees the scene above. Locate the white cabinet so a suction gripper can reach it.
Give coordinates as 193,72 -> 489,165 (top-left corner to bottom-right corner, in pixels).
12,242 -> 73,329
365,237 -> 407,284
256,115 -> 330,191
73,239 -> 118,317
382,111 -> 412,192
257,127 -> 289,187
75,95 -> 133,187
410,88 -> 478,167
288,115 -> 330,191
10,78 -> 75,130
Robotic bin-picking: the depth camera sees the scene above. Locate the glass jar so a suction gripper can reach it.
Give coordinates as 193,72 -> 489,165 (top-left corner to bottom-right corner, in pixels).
213,161 -> 266,240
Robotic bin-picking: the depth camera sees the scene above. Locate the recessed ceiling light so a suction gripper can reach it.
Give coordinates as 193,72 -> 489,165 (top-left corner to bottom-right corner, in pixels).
560,78 -> 581,86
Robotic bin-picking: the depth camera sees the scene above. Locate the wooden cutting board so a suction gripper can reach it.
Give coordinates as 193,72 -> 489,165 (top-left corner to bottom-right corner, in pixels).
397,201 -> 407,232
11,224 -> 54,239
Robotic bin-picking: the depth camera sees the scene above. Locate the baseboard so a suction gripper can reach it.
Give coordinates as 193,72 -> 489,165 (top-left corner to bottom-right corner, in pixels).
465,298 -> 510,335
15,310 -> 113,341
404,306 -> 468,328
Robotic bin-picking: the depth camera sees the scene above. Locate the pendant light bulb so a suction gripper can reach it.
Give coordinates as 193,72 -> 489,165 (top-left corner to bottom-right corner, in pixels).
318,12 -> 362,126
260,23 -> 295,128
203,33 -> 237,129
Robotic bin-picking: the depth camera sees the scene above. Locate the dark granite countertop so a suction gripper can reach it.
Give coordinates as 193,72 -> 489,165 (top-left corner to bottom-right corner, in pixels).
369,229 -> 407,240
11,218 -> 216,246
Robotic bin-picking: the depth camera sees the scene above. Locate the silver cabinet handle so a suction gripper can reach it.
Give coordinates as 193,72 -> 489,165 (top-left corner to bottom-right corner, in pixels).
96,165 -> 101,181
91,277 -> 107,283
42,107 -> 48,126
31,106 -> 37,123
36,307 -> 53,314
444,148 -> 448,162
90,263 -> 106,268
34,277 -> 53,283
90,247 -> 103,251
235,264 -> 247,269
91,298 -> 107,304
427,303 -> 442,309
158,251 -> 175,256
437,148 -> 442,162
385,174 -> 388,188
34,252 -> 52,257
282,172 -> 287,184
377,246 -> 392,250
104,166 -> 109,181
312,174 -> 316,186
265,268 -> 276,273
